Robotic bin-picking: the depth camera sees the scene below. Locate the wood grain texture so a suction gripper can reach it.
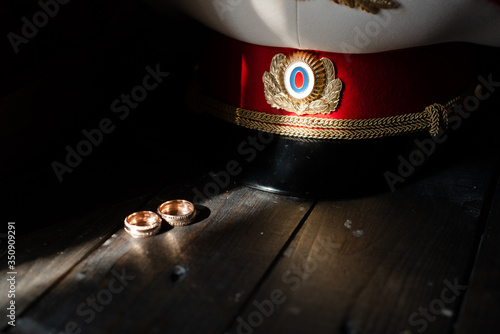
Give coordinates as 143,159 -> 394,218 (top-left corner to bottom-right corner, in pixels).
0,196 -> 149,333
456,176 -> 500,334
224,156 -> 497,334
11,186 -> 313,334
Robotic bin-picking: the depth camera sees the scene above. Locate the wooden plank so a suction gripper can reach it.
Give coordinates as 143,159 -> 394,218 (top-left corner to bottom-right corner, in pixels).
0,196 -> 149,333
224,156 -> 496,334
12,186 -> 314,334
455,176 -> 500,334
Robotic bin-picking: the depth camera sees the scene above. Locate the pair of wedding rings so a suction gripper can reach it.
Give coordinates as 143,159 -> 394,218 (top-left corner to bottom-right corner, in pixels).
124,200 -> 196,238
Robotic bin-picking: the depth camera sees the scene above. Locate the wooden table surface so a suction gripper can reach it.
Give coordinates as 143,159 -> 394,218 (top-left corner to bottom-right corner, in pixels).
2,97 -> 500,334
1,3 -> 500,334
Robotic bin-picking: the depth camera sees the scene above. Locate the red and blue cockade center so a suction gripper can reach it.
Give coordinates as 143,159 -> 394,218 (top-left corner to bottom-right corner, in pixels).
290,67 -> 308,93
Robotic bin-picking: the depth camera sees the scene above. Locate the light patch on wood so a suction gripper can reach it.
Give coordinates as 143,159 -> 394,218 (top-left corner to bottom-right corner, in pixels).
352,230 -> 365,238
442,308 -> 454,317
344,219 -> 353,229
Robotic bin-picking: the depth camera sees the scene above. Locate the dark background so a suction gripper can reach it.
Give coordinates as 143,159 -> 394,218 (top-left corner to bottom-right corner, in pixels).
0,0 -> 213,235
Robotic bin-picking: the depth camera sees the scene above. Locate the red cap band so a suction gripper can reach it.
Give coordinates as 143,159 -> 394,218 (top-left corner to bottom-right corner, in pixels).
199,31 -> 476,121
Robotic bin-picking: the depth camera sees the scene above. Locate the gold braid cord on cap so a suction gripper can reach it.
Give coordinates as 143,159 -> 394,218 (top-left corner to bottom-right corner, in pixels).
191,90 -> 459,140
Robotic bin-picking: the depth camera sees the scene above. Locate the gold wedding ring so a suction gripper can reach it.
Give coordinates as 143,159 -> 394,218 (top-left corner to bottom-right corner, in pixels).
124,211 -> 162,238
157,200 -> 196,227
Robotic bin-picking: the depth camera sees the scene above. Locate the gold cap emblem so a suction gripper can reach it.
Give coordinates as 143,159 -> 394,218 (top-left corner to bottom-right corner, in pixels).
263,51 -> 343,115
